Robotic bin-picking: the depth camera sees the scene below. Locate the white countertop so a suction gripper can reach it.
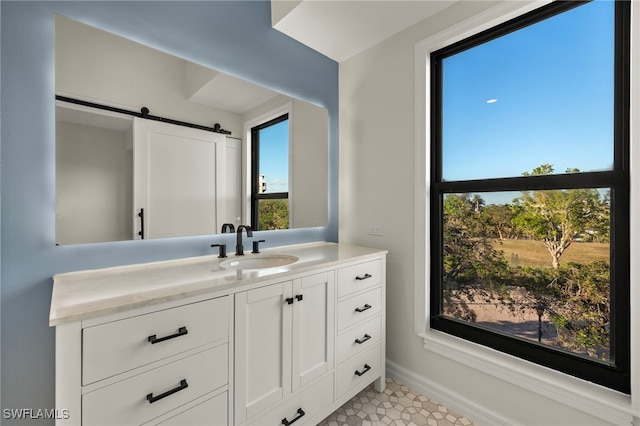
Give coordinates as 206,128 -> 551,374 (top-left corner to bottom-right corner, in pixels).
49,242 -> 387,326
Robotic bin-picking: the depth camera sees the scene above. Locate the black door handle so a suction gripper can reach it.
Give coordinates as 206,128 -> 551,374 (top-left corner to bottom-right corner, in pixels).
146,379 -> 188,403
355,364 -> 371,377
138,208 -> 145,239
355,334 -> 372,344
148,327 -> 188,344
282,408 -> 305,426
355,304 -> 372,313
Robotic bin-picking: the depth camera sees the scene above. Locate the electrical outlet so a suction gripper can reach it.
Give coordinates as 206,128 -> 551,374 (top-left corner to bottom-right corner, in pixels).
367,224 -> 384,236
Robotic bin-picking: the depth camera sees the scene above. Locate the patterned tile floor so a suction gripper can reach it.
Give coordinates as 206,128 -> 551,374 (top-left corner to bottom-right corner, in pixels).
317,378 -> 475,426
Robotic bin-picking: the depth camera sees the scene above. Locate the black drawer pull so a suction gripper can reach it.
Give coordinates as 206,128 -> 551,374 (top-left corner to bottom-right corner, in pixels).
355,304 -> 372,313
355,273 -> 372,281
148,327 -> 188,344
282,408 -> 305,426
146,379 -> 188,404
285,297 -> 294,305
295,294 -> 303,302
355,364 -> 371,377
355,334 -> 372,344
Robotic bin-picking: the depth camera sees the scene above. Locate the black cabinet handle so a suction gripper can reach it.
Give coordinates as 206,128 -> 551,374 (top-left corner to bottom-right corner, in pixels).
146,379 -> 188,403
355,273 -> 372,281
295,294 -> 303,302
285,297 -> 294,305
148,327 -> 188,344
282,408 -> 305,426
355,334 -> 372,344
355,364 -> 371,377
355,304 -> 372,313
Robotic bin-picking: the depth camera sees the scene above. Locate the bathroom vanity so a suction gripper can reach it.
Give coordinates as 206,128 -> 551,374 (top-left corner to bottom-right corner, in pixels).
50,242 -> 387,425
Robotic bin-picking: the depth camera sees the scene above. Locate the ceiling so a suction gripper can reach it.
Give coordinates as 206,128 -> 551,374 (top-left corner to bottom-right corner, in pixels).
195,1 -> 458,111
58,2 -> 460,119
186,67 -> 282,115
272,0 -> 456,62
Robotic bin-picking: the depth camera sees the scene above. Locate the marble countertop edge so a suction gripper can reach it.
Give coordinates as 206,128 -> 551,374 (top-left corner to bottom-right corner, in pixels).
49,242 -> 388,326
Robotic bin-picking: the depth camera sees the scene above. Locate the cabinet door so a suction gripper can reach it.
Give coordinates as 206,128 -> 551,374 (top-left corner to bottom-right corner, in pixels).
234,282 -> 292,424
133,118 -> 226,239
291,272 -> 334,391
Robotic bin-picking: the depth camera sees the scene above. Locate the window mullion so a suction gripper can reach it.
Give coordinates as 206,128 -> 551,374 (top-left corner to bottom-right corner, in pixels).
435,170 -> 622,194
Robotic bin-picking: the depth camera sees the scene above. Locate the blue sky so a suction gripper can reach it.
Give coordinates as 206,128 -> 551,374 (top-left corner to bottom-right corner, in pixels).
441,0 -> 614,183
259,118 -> 289,193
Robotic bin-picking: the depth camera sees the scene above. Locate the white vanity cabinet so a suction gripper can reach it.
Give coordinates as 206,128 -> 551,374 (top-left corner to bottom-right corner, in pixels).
335,259 -> 386,398
234,272 -> 335,425
51,243 -> 386,426
55,296 -> 232,426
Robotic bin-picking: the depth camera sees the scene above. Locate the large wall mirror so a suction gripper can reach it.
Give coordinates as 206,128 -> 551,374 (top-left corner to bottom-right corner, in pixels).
55,15 -> 328,245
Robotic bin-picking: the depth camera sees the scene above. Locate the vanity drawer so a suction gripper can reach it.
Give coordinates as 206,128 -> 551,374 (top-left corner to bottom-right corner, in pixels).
337,259 -> 382,298
83,344 -> 228,426
245,374 -> 333,426
337,287 -> 382,331
336,344 -> 381,398
83,296 -> 228,385
336,316 -> 382,364
149,391 -> 227,426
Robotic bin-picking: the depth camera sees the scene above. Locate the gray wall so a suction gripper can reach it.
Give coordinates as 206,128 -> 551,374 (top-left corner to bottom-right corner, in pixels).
0,1 -> 338,422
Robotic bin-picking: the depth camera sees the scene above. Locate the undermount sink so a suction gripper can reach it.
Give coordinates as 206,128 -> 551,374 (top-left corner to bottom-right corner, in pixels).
219,254 -> 299,270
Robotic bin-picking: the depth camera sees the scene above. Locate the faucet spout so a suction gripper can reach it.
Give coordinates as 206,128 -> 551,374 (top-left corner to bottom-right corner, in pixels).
236,225 -> 253,256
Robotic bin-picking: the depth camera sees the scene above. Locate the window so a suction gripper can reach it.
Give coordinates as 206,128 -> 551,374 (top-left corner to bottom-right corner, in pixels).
430,0 -> 630,393
251,113 -> 290,231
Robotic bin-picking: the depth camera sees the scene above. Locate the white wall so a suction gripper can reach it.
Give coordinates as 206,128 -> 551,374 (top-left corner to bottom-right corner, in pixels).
339,1 -> 633,424
290,99 -> 328,228
56,121 -> 133,244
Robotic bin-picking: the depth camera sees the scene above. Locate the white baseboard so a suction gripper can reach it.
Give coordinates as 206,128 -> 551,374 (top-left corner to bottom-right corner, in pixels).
385,359 -> 524,426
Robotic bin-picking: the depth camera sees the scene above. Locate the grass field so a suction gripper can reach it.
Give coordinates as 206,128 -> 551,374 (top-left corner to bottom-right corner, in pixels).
492,239 -> 609,269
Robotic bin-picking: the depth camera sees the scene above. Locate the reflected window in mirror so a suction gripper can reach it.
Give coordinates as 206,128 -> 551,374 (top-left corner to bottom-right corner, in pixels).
251,114 -> 290,230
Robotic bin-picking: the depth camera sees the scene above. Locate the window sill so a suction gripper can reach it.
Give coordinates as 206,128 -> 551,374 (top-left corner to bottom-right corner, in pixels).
419,328 -> 634,424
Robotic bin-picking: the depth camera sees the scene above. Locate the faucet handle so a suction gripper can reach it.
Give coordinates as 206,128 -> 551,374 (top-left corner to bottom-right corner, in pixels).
221,223 -> 235,233
252,240 -> 266,254
211,243 -> 227,258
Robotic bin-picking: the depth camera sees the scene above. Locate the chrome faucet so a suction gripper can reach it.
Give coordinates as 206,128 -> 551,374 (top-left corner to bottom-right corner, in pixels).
235,225 -> 253,256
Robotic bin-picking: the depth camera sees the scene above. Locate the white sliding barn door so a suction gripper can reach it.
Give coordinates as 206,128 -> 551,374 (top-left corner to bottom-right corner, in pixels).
133,118 -> 226,239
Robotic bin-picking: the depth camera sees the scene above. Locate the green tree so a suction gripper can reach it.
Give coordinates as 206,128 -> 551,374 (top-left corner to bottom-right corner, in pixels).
258,199 -> 289,230
513,164 -> 607,269
483,204 -> 519,240
549,261 -> 610,358
442,194 -> 512,321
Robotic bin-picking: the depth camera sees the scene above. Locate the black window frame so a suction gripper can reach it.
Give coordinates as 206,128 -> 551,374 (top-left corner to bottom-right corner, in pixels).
430,0 -> 630,393
250,113 -> 290,231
